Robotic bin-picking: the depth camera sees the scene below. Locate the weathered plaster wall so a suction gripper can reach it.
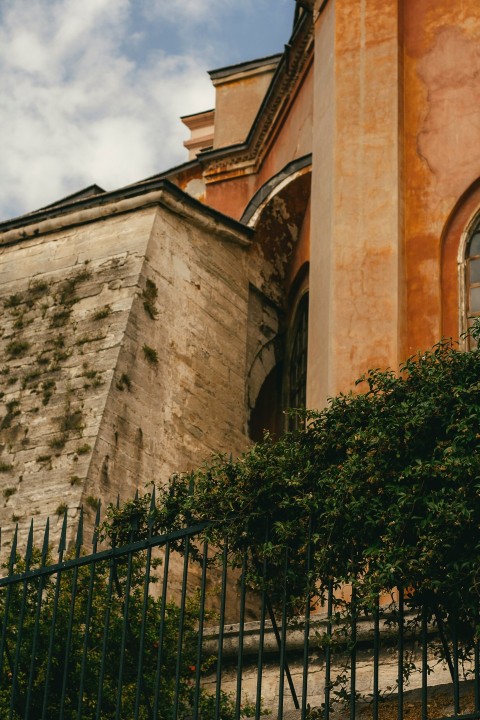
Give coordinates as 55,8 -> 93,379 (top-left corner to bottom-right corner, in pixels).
403,0 -> 480,352
310,0 -> 402,406
309,0 -> 335,410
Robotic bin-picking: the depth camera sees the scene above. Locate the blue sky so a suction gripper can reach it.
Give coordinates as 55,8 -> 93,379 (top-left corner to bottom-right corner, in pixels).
0,0 -> 294,221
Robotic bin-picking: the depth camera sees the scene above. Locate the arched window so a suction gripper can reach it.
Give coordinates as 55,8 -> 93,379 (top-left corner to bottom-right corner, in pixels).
286,292 -> 309,430
465,221 -> 480,346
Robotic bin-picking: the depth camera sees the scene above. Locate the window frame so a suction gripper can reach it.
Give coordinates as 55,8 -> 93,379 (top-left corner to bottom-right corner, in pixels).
284,289 -> 309,431
459,212 -> 480,348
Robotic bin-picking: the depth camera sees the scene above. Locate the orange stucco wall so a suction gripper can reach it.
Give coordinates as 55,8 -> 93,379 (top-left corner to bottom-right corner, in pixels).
307,0 -> 480,408
309,0 -> 402,407
213,65 -> 278,150
192,0 -> 480,409
403,0 -> 480,353
255,61 -> 313,194
286,196 -> 311,295
204,175 -> 258,223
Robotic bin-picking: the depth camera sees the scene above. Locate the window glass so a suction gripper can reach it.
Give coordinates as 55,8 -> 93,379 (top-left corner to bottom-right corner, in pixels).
469,258 -> 480,285
470,286 -> 480,313
470,232 -> 480,257
466,224 -> 480,348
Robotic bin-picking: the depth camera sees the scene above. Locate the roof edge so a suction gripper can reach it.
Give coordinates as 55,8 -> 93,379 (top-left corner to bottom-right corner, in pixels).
0,178 -> 254,248
208,53 -> 282,81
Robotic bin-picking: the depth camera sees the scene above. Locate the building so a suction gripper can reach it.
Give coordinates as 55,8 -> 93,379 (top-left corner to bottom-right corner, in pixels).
1,0 -> 480,546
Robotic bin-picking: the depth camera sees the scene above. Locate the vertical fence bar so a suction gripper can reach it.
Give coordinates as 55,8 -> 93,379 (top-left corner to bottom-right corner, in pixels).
452,609 -> 460,716
134,491 -> 156,720
350,585 -> 357,720
255,526 -> 269,720
235,549 -> 248,720
301,518 -> 313,720
152,540 -> 171,719
59,510 -> 84,720
277,547 -> 290,720
475,607 -> 480,714
266,598 -> 299,709
77,505 -> 101,720
115,519 -> 137,720
193,540 -> 209,720
373,595 -> 380,720
435,607 -> 455,684
397,587 -> 404,720
172,535 -> 191,720
134,557 -> 153,720
324,579 -> 333,720
42,512 -> 68,720
0,527 -> 18,689
25,520 -> 50,719
421,602 -> 428,720
215,542 -> 229,720
95,543 -> 117,720
9,521 -> 34,720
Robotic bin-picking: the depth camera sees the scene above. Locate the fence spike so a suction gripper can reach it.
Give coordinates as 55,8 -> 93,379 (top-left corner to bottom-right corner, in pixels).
41,518 -> 50,565
58,508 -> 68,558
25,520 -> 34,568
135,488 -> 139,501
8,525 -> 18,573
148,488 -> 156,532
76,507 -> 84,554
116,494 -> 120,509
92,501 -> 101,547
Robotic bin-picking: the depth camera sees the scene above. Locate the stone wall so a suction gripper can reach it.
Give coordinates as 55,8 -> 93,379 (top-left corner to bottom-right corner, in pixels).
0,188 -> 252,554
203,617 -> 465,717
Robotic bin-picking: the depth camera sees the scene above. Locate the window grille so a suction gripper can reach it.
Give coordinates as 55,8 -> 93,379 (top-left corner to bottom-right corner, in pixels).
466,226 -> 480,346
287,292 -> 309,429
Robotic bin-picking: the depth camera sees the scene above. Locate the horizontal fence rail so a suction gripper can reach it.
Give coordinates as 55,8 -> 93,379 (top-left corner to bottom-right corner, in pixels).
0,504 -> 479,719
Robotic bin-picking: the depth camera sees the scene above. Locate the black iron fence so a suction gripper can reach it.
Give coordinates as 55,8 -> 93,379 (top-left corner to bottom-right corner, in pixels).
0,504 -> 480,720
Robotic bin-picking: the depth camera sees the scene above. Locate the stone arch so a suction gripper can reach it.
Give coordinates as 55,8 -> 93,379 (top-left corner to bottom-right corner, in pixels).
241,154 -> 312,227
441,177 -> 480,342
244,158 -> 311,440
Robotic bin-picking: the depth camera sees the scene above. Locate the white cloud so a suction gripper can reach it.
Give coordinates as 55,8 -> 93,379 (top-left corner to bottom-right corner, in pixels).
145,0 -> 238,22
0,0 -> 214,220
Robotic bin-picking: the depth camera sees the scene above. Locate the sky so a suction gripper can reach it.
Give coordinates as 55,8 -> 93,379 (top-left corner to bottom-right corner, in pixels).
0,0 -> 294,222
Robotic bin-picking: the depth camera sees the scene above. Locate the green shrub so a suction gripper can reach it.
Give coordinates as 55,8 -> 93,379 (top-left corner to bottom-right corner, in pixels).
4,293 -> 23,309
142,345 -> 158,365
92,305 -> 111,321
142,278 -> 158,320
50,308 -> 71,327
49,435 -> 67,450
76,444 -> 91,456
116,373 -> 132,391
6,340 -> 30,358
